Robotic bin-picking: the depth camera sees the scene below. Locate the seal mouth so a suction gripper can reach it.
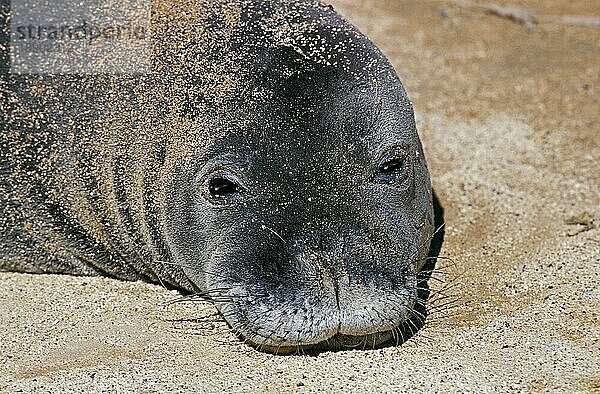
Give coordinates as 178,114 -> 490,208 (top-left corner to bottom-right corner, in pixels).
230,300 -> 430,355
246,327 -> 414,355
211,279 -> 429,355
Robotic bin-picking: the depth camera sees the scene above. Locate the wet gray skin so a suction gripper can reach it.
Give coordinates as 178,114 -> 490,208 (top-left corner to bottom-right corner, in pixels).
0,0 -> 434,352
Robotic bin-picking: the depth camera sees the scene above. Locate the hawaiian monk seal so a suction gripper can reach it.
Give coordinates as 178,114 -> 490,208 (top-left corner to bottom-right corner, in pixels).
0,0 -> 435,352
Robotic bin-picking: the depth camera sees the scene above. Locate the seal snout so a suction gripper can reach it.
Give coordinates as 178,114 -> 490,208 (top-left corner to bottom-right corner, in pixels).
210,231 -> 418,352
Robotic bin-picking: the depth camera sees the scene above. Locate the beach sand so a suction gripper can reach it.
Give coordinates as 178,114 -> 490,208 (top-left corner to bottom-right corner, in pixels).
1,0 -> 598,392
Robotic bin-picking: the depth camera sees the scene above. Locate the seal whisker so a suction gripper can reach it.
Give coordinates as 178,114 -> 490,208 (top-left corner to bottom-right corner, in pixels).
397,329 -> 407,347
419,275 -> 445,284
162,285 -> 263,307
409,222 -> 446,263
164,295 -> 218,306
404,318 -> 418,338
421,255 -> 457,265
155,260 -> 233,281
417,262 -> 457,275
405,311 -> 423,334
427,291 -> 462,305
428,299 -> 463,314
390,324 -> 399,346
260,224 -> 286,244
429,281 -> 463,295
406,305 -> 427,323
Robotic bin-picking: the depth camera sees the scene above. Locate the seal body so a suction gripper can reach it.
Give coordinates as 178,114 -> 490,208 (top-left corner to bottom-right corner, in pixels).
0,0 -> 434,352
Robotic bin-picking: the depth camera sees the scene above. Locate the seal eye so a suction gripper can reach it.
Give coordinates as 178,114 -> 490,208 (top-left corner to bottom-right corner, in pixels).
200,170 -> 246,205
374,156 -> 407,183
380,157 -> 404,174
209,177 -> 239,197
373,150 -> 411,186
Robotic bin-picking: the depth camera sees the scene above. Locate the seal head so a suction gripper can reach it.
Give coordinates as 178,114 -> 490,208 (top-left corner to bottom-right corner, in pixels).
0,0 -> 434,353
163,1 -> 434,352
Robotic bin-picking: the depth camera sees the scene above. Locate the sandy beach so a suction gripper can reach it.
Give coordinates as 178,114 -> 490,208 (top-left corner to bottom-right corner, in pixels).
1,0 -> 598,392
